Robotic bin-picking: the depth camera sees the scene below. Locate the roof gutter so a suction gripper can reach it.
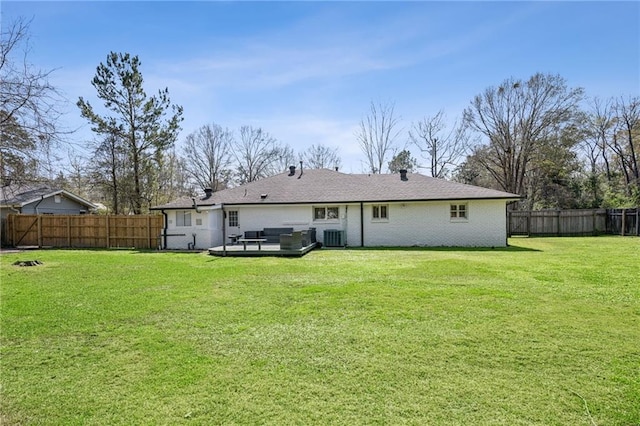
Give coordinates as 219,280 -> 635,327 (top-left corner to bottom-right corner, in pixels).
219,196 -> 523,207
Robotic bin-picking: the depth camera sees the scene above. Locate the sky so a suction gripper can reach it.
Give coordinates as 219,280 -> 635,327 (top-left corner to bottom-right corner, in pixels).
3,1 -> 639,174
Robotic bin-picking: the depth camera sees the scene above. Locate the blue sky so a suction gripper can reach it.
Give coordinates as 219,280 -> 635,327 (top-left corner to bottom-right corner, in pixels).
3,1 -> 639,173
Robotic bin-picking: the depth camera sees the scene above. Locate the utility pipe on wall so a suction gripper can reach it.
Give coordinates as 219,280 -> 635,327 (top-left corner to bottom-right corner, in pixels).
221,204 -> 227,257
360,202 -> 364,247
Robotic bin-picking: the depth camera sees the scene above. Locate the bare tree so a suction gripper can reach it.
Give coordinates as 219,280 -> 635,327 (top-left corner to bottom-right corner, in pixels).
303,144 -> 341,169
0,111 -> 37,183
273,144 -> 297,174
409,110 -> 469,178
356,100 -> 401,173
0,17 -> 64,183
233,126 -> 280,183
576,98 -> 616,207
182,123 -> 234,192
463,73 -> 583,196
154,147 -> 192,206
87,133 -> 128,214
610,96 -> 640,199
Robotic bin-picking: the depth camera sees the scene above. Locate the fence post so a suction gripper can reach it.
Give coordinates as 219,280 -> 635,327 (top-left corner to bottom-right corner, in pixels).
37,215 -> 42,248
67,216 -> 71,247
146,215 -> 151,249
10,214 -> 15,246
106,215 -> 110,248
621,209 -> 626,236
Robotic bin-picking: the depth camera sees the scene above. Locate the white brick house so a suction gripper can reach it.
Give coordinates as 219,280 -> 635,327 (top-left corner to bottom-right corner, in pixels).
151,168 -> 521,249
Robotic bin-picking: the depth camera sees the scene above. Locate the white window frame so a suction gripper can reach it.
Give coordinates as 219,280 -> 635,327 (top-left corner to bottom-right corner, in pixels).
450,203 -> 468,221
176,210 -> 192,227
372,204 -> 389,221
313,206 -> 339,221
228,210 -> 239,227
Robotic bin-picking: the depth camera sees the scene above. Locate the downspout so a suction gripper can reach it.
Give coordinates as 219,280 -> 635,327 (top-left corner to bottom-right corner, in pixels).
221,204 -> 226,257
344,205 -> 348,247
505,202 -> 509,247
34,195 -> 45,214
161,210 -> 168,249
360,202 -> 364,247
192,198 -> 201,213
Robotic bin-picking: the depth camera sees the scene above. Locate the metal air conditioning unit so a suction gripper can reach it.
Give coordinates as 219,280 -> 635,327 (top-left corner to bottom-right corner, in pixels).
323,229 -> 345,247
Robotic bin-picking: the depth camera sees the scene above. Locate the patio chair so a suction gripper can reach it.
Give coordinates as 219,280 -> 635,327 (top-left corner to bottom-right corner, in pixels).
279,231 -> 303,250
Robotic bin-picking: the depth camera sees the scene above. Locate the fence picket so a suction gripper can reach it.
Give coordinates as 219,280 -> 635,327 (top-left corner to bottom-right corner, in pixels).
2,214 -> 163,249
508,208 -> 638,237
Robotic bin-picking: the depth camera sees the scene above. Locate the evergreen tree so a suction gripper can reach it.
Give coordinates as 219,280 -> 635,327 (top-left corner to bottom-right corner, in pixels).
77,52 -> 183,214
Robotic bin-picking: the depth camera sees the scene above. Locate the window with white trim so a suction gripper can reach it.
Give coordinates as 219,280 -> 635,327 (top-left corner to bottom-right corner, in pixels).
372,204 -> 388,220
176,211 -> 192,227
450,203 -> 468,220
313,206 -> 339,221
228,210 -> 239,227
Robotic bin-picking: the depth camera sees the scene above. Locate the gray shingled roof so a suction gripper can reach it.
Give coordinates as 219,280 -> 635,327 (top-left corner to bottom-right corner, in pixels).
0,184 -> 97,208
152,169 -> 521,210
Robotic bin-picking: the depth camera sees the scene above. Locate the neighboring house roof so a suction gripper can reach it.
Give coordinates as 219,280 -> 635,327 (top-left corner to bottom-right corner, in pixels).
0,184 -> 98,210
152,169 -> 522,210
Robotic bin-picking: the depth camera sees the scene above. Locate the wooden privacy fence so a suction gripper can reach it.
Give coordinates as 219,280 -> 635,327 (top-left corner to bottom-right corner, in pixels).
2,214 -> 163,249
508,208 -> 639,237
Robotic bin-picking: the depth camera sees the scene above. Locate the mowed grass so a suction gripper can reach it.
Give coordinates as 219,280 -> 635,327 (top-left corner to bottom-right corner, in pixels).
1,237 -> 639,425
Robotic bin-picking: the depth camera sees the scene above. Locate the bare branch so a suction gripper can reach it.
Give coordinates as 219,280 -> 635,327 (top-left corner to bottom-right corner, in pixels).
356,100 -> 402,173
409,110 -> 469,178
303,144 -> 341,169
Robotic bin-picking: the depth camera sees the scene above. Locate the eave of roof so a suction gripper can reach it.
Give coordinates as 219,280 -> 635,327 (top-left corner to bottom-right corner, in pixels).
151,169 -> 522,210
0,185 -> 98,209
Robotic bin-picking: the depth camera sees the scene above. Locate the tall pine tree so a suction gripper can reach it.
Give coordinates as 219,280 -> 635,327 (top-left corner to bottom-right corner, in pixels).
77,52 -> 183,214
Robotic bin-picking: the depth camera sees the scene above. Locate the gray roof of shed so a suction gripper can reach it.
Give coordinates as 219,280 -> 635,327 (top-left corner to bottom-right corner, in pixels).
152,169 -> 521,210
0,184 -> 97,209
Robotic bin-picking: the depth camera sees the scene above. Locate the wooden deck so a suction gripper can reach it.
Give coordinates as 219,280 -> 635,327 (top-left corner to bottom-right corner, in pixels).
208,242 -> 318,257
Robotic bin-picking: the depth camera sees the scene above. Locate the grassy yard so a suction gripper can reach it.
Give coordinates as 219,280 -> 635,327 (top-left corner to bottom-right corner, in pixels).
1,237 -> 639,425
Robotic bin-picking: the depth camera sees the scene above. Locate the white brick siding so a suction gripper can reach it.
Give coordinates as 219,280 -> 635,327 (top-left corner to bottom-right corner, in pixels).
356,200 -> 507,247
163,209 -> 213,249
163,199 -> 508,249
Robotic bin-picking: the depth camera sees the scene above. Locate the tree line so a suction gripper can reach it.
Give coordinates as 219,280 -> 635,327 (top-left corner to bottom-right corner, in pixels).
1,19 -> 638,214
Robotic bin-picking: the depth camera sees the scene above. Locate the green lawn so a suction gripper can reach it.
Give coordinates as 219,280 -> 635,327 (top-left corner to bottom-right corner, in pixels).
1,237 -> 639,425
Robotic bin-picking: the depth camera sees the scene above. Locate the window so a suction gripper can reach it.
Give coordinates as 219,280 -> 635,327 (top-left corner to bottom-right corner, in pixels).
372,204 -> 388,220
176,211 -> 192,227
54,195 -> 61,204
228,210 -> 239,227
313,206 -> 339,221
450,203 -> 468,220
